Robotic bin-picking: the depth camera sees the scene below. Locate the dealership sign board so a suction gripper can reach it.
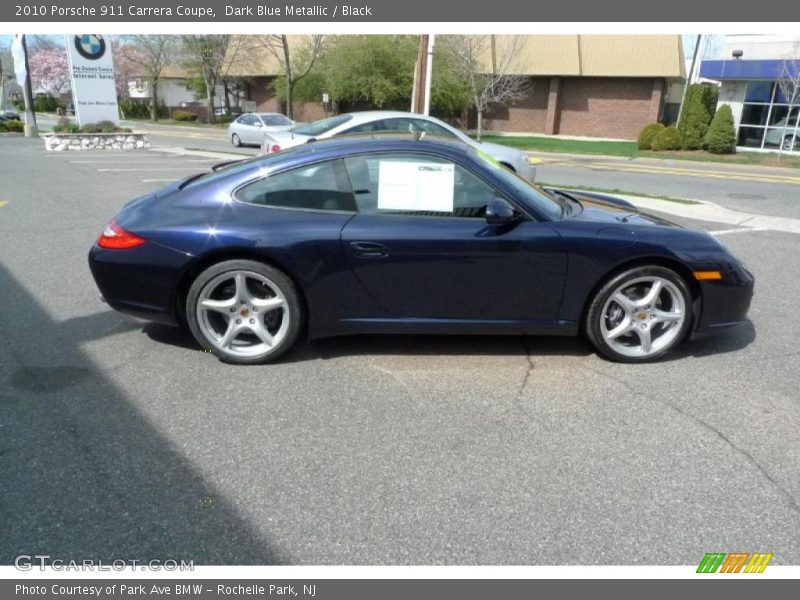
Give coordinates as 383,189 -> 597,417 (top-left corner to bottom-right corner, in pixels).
65,34 -> 119,126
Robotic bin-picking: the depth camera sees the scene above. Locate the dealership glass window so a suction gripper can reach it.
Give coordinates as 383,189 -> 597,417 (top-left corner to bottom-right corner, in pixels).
737,81 -> 800,151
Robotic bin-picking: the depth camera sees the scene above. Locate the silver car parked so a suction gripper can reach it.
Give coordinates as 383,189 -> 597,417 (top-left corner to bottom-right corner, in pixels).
260,111 -> 537,182
228,112 -> 294,147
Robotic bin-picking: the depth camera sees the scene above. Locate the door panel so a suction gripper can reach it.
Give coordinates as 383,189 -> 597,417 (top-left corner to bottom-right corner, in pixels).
341,214 -> 567,320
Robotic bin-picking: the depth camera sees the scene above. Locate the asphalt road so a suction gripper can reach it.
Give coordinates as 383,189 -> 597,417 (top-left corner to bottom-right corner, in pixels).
1,138 -> 799,565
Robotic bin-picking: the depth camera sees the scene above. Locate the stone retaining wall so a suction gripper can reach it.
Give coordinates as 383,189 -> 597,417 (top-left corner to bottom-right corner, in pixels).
45,133 -> 150,151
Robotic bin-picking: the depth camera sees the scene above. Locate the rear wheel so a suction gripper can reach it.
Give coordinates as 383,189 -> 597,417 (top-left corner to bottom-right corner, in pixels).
586,266 -> 692,362
186,260 -> 303,364
231,133 -> 242,147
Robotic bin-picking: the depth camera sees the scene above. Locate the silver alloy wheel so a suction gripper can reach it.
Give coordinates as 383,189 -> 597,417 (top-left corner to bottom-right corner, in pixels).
782,135 -> 797,151
231,133 -> 241,147
196,270 -> 289,358
599,276 -> 686,358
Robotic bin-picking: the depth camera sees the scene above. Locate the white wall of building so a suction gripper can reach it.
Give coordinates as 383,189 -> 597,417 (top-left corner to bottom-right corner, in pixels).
128,78 -> 196,106
719,35 -> 800,61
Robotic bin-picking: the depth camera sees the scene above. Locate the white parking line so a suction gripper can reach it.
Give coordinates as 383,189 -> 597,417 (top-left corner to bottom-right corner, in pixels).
142,178 -> 180,182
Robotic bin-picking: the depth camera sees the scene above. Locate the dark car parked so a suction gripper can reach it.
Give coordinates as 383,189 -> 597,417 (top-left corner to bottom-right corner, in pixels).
89,135 -> 753,364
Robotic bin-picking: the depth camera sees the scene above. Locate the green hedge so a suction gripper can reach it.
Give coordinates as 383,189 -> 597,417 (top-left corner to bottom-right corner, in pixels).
677,84 -> 718,150
0,119 -> 24,133
637,123 -> 666,150
34,94 -> 61,113
704,104 -> 737,154
651,126 -> 683,151
173,110 -> 199,122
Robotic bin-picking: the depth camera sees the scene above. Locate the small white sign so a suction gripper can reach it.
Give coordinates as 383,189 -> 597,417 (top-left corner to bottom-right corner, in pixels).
322,93 -> 330,103
377,161 -> 455,212
65,34 -> 119,126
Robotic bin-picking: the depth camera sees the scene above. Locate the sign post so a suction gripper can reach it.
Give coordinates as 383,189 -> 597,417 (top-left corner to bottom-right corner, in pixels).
65,34 -> 119,126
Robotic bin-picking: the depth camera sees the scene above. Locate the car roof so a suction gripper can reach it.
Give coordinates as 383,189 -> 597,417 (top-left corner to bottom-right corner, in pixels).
246,133 -> 475,171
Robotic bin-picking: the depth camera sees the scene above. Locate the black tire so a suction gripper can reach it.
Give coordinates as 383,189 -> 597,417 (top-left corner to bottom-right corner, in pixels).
231,133 -> 242,147
585,265 -> 692,363
186,259 -> 303,365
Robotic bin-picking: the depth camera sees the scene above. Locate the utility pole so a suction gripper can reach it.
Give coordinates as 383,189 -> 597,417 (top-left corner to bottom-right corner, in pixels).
411,34 -> 430,114
422,35 -> 435,116
12,35 -> 38,137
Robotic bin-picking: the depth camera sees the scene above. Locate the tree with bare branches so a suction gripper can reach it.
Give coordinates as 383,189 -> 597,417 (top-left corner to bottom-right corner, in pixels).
123,35 -> 173,122
259,35 -> 323,119
181,35 -> 232,124
776,44 -> 800,160
440,35 -> 530,140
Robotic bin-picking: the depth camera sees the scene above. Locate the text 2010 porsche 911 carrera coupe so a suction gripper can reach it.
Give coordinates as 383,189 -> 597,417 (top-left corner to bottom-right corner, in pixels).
89,135 -> 754,364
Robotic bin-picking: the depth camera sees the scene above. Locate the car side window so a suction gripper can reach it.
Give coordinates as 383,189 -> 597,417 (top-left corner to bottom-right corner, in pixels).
412,119 -> 459,139
377,118 -> 414,133
234,159 -> 356,212
343,153 -> 497,218
341,120 -> 388,135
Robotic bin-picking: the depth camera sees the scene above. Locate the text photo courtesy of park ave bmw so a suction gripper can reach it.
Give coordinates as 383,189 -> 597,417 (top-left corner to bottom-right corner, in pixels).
1,0 -> 800,595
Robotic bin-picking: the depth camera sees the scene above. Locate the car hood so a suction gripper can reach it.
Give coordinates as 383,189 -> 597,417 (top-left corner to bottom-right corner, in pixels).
553,189 -> 682,228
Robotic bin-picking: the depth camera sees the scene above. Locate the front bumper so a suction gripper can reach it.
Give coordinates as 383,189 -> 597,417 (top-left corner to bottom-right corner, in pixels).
691,264 -> 755,337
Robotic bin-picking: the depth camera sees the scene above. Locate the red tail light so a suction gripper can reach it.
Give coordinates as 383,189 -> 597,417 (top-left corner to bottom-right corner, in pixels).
270,144 -> 282,153
97,219 -> 147,250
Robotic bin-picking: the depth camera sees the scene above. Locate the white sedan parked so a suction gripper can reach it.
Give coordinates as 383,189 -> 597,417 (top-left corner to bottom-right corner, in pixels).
228,113 -> 294,147
260,111 -> 537,182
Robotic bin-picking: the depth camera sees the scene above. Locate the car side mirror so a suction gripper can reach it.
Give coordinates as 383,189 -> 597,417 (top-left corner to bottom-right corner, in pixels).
254,121 -> 263,127
486,196 -> 518,225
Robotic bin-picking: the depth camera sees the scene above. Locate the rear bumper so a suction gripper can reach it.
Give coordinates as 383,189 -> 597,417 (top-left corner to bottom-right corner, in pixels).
691,265 -> 754,337
88,241 -> 191,326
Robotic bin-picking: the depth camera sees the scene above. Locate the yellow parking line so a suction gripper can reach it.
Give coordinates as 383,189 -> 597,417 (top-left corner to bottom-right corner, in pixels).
563,161 -> 800,185
0,200 -> 8,208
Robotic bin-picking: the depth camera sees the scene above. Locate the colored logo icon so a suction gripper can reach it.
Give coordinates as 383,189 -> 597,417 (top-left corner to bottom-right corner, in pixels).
697,552 -> 773,573
74,34 -> 106,60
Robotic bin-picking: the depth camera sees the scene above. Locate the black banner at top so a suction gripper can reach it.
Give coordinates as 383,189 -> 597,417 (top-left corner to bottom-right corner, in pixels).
3,0 -> 797,22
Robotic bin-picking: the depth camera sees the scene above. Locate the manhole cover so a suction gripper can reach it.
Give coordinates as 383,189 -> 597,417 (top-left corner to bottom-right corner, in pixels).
729,193 -> 766,200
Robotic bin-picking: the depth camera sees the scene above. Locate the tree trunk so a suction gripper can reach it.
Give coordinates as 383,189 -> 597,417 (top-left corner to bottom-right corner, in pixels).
151,81 -> 158,122
223,80 -> 231,113
206,81 -> 215,124
287,82 -> 295,120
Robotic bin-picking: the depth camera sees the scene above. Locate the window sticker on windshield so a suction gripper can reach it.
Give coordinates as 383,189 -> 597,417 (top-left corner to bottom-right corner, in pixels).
377,161 -> 455,212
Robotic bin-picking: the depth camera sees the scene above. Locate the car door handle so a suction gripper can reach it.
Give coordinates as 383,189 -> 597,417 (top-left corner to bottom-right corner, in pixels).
350,241 -> 389,258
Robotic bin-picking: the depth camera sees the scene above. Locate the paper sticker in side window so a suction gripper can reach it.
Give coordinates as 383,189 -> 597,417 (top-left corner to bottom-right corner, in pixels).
377,161 -> 455,212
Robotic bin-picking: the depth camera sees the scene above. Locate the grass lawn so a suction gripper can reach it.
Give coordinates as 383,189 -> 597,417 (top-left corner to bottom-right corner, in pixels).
481,135 -> 800,169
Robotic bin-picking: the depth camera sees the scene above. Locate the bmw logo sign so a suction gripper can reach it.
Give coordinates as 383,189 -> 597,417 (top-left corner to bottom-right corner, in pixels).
74,35 -> 106,60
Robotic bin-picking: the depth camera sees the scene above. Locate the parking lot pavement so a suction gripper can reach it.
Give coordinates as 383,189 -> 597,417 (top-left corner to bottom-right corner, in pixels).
1,138 -> 799,565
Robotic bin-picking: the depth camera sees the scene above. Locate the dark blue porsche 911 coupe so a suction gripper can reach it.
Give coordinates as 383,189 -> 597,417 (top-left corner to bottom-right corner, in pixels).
89,135 -> 754,364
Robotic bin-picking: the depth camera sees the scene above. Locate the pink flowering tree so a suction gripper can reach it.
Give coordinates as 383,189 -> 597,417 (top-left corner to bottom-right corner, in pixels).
111,39 -> 142,100
28,49 -> 70,96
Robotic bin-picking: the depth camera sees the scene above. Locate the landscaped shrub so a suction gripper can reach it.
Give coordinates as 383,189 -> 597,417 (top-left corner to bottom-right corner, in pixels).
677,84 -> 718,150
34,94 -> 60,113
173,110 -> 199,122
53,117 -> 80,133
637,123 -> 665,150
704,104 -> 737,154
118,98 -> 151,119
651,126 -> 683,151
0,119 -> 24,133
80,122 -> 102,133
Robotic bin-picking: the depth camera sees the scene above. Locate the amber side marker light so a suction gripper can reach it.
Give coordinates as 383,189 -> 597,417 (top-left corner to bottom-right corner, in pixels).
693,271 -> 723,281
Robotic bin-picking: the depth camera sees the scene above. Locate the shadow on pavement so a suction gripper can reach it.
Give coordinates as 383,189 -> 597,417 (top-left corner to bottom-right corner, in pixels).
0,264 -> 286,565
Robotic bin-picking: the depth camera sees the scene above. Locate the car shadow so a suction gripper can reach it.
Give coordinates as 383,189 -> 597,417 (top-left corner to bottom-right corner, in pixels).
0,264 -> 286,565
142,319 -> 756,364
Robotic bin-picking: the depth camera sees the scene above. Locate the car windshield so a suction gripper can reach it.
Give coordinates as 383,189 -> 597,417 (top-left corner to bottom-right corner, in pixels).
260,114 -> 292,126
293,114 -> 353,136
473,149 -> 563,220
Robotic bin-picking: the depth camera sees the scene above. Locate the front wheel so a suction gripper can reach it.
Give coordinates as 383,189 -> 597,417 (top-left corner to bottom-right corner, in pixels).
585,266 -> 692,362
186,260 -> 303,364
231,133 -> 242,147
